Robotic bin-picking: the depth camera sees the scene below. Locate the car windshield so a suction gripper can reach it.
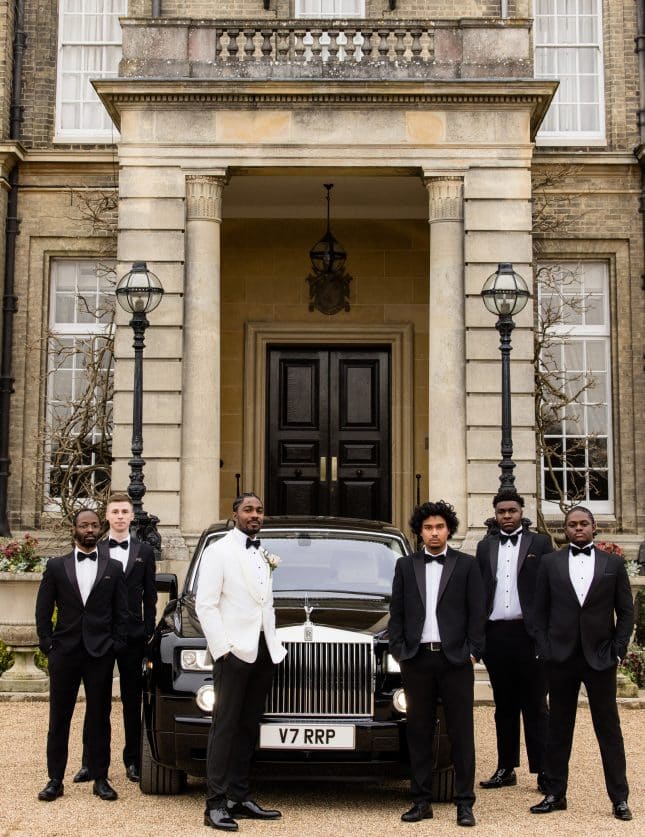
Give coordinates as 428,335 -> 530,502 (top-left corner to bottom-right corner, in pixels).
189,529 -> 406,597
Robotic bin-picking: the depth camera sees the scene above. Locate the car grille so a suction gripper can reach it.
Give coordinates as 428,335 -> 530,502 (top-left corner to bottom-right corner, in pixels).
266,640 -> 374,717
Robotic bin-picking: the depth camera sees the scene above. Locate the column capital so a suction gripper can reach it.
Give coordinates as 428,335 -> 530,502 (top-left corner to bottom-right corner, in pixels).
186,175 -> 227,222
424,176 -> 464,223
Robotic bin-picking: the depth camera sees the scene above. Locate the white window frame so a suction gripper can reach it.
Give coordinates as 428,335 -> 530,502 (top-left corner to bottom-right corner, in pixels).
45,259 -> 115,510
537,261 -> 613,515
295,0 -> 365,18
534,0 -> 606,146
54,1 -> 126,143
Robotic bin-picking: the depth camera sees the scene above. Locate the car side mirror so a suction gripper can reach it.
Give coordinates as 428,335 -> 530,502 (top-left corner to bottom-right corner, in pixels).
155,572 -> 178,602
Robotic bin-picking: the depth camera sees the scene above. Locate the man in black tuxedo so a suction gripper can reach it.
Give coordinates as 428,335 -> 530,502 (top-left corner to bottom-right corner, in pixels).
477,490 -> 551,792
74,492 -> 157,784
389,500 -> 486,828
530,506 -> 634,821
35,508 -> 128,802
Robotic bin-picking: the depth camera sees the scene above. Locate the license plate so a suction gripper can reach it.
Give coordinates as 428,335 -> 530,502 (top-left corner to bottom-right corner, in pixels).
259,723 -> 355,750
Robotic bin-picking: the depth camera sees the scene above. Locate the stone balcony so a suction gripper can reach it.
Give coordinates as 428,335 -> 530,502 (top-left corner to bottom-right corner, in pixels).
120,17 -> 533,81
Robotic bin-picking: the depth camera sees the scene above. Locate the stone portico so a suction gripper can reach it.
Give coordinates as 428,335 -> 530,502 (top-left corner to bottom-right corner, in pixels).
96,15 -> 555,551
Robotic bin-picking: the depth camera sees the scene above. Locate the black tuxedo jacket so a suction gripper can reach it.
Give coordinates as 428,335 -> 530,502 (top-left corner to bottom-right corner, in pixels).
98,536 -> 157,640
389,546 -> 486,665
476,529 -> 553,636
534,547 -> 634,670
35,550 -> 128,658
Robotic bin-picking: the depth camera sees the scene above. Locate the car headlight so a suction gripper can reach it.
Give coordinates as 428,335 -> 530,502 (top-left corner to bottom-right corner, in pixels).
384,653 -> 400,673
196,685 -> 216,713
393,688 -> 407,713
180,649 -> 212,672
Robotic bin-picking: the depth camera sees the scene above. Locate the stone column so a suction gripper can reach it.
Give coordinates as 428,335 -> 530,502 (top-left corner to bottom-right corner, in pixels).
181,175 -> 226,533
425,176 -> 467,521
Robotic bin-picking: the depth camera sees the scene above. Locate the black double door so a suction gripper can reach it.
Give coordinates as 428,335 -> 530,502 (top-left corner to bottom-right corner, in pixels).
266,347 -> 391,521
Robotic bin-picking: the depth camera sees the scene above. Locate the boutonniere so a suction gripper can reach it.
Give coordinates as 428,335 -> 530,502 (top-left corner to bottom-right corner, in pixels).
260,546 -> 281,574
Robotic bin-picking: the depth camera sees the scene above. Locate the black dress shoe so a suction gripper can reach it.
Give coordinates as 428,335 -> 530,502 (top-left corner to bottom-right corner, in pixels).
479,767 -> 517,789
93,778 -> 118,801
125,764 -> 141,783
73,766 -> 90,783
38,779 -> 63,801
537,771 -> 548,794
613,801 -> 633,821
204,807 -> 239,831
401,801 -> 433,822
227,799 -> 282,820
457,804 -> 476,827
530,794 -> 567,814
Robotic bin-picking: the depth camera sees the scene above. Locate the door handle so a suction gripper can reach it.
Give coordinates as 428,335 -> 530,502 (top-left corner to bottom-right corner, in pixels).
320,457 -> 327,481
331,456 -> 338,482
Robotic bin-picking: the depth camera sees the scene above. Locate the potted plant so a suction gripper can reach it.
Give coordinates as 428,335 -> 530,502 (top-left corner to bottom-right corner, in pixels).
0,534 -> 48,692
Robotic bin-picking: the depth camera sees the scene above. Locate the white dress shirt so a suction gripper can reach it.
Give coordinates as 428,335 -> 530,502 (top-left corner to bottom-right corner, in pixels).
232,527 -> 268,601
490,529 -> 523,621
75,549 -> 98,605
109,533 -> 131,572
420,552 -> 445,643
569,544 -> 595,605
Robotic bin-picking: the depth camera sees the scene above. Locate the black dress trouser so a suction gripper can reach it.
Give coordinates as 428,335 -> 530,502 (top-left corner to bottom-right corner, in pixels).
47,645 -> 114,781
483,619 -> 548,773
205,635 -> 276,811
544,653 -> 629,803
401,648 -> 476,806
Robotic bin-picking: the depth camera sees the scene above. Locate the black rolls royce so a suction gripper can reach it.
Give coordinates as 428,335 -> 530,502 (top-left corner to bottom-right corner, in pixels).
142,517 -> 453,798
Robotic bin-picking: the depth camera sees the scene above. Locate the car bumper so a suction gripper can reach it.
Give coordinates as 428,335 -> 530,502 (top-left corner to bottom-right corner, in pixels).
149,694 -> 408,777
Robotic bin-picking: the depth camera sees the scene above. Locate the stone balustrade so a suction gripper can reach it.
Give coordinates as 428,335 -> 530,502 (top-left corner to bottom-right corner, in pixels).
120,17 -> 532,80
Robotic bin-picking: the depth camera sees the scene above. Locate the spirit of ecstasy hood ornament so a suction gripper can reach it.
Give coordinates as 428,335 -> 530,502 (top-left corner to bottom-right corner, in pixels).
304,594 -> 314,642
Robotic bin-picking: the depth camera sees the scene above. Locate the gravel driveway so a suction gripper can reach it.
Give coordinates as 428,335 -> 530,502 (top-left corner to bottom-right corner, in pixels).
0,703 -> 641,836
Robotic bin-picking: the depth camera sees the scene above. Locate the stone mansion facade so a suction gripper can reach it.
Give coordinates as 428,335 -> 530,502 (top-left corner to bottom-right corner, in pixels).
0,1 -> 642,559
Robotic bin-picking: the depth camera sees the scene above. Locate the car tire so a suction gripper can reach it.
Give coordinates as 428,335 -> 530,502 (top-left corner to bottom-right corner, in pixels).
140,714 -> 186,795
432,764 -> 455,802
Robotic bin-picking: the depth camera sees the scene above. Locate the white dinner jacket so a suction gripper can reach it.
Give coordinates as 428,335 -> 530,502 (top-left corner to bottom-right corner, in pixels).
195,527 -> 286,665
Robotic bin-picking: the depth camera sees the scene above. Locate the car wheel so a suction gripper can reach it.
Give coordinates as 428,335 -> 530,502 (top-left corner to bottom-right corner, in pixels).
432,765 -> 455,802
140,714 -> 186,795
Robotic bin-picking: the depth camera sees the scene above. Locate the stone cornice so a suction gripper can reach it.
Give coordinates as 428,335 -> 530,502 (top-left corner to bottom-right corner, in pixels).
94,79 -> 557,140
0,142 -> 26,184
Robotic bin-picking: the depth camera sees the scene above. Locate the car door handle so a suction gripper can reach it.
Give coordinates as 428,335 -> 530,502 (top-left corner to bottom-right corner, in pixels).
320,457 -> 327,481
331,456 -> 338,482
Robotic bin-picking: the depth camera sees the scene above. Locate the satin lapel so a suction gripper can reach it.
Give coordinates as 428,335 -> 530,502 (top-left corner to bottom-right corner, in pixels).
488,538 -> 499,580
90,553 -> 110,597
555,548 -> 579,605
584,549 -> 608,604
517,531 -> 531,575
63,552 -> 83,604
236,538 -> 265,604
412,553 -> 426,611
125,539 -> 140,577
437,548 -> 457,603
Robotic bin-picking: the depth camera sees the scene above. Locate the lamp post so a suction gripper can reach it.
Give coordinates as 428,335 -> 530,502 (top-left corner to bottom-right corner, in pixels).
115,262 -> 164,551
481,263 -> 530,493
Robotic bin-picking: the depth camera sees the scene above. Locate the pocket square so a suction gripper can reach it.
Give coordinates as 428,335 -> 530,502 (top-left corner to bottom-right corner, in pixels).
135,558 -> 144,563
526,553 -> 537,560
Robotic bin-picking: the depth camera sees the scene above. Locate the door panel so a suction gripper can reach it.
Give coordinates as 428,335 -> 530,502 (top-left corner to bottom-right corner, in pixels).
267,347 -> 390,520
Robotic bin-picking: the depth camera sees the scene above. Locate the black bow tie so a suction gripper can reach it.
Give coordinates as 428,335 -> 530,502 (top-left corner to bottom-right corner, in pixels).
571,545 -> 593,556
500,533 -> 519,546
246,538 -> 261,550
109,538 -> 129,550
77,551 -> 97,562
424,553 -> 445,564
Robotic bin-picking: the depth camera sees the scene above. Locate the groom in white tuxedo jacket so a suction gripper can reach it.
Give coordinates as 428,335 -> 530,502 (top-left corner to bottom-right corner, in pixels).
196,493 -> 286,832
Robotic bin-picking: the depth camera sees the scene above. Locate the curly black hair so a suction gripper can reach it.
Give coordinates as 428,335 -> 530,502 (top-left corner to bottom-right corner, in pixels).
409,500 -> 459,538
492,489 -> 525,509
